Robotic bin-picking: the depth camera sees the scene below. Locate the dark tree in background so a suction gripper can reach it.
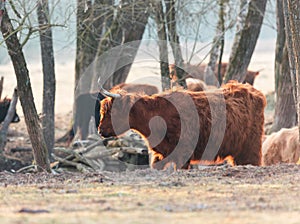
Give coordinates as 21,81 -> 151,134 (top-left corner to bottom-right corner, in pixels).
224,0 -> 268,83
154,0 -> 170,91
283,0 -> 300,140
269,0 -> 296,133
205,0 -> 228,86
75,0 -> 113,89
1,9 -> 50,172
37,0 -> 56,158
74,0 -> 150,91
165,0 -> 185,87
95,0 -> 150,89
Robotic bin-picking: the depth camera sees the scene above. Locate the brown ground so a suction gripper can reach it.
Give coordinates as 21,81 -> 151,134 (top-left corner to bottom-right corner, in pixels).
0,112 -> 300,223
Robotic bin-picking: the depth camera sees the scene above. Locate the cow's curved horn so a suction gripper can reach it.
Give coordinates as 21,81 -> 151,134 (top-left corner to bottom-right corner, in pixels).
98,77 -> 121,98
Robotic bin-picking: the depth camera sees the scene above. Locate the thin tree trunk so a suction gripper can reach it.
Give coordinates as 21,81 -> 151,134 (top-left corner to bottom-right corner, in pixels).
274,0 -> 286,96
75,0 -> 86,89
155,0 -> 170,90
205,0 -> 227,86
229,0 -> 248,61
270,46 -> 297,133
224,0 -> 267,83
283,0 -> 300,140
37,0 -> 56,159
283,0 -> 297,109
1,10 -> 50,172
0,77 -> 4,99
269,0 -> 297,133
165,0 -> 185,87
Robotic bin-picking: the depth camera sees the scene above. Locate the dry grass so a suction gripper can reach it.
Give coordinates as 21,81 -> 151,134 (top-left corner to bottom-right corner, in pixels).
0,164 -> 300,223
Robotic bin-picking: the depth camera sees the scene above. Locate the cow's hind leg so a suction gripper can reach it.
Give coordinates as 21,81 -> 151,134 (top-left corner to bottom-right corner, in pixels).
235,142 -> 262,166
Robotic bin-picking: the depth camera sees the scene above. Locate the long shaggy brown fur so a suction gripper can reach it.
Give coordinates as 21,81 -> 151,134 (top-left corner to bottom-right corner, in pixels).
99,81 -> 266,169
262,127 -> 300,165
111,83 -> 158,95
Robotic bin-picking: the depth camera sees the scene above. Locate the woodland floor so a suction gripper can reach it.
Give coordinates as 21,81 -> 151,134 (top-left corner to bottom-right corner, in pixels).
0,110 -> 300,223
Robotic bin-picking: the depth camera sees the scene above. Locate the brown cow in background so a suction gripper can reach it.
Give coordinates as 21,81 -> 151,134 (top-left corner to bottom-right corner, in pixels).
262,127 -> 300,165
111,83 -> 158,95
169,62 -> 260,87
99,81 -> 266,169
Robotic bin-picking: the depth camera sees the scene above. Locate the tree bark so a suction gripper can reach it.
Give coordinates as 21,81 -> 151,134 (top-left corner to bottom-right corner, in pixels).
165,0 -> 185,87
224,0 -> 267,83
283,0 -> 300,140
112,0 -> 150,86
229,0 -> 249,61
270,46 -> 297,133
1,10 -> 50,172
76,0 -> 111,86
96,0 -> 150,89
205,0 -> 227,86
0,77 -> 4,99
269,0 -> 297,133
75,0 -> 86,89
37,0 -> 56,159
154,0 -> 170,90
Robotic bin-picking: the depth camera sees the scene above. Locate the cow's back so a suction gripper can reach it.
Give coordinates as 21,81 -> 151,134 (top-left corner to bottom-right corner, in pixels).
111,83 -> 159,95
185,82 -> 266,165
262,127 -> 300,165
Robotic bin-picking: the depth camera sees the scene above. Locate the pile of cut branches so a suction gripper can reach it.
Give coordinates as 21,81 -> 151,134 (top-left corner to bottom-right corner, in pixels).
52,132 -> 149,173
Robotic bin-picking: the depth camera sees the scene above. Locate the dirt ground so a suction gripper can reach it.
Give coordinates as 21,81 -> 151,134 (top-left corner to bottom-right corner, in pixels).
0,112 -> 300,223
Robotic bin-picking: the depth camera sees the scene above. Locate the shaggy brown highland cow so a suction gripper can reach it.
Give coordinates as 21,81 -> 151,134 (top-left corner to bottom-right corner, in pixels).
169,62 -> 260,86
262,127 -> 300,165
99,81 -> 266,170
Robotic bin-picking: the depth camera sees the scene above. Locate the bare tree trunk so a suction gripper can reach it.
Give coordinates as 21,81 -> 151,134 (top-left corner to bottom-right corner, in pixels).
224,0 -> 267,83
1,10 -> 50,172
274,0 -> 286,95
95,10 -> 123,89
112,0 -> 150,85
37,0 -> 56,159
269,0 -> 297,133
154,0 -> 170,90
270,47 -> 297,133
75,0 -> 88,89
283,0 -> 297,106
76,0 -> 110,85
96,0 -> 150,89
165,0 -> 185,87
205,0 -> 227,86
229,0 -> 248,60
0,77 -> 4,99
283,0 -> 300,140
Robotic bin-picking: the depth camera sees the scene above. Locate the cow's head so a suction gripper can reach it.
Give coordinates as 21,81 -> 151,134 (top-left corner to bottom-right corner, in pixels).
0,98 -> 20,123
98,87 -> 132,138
